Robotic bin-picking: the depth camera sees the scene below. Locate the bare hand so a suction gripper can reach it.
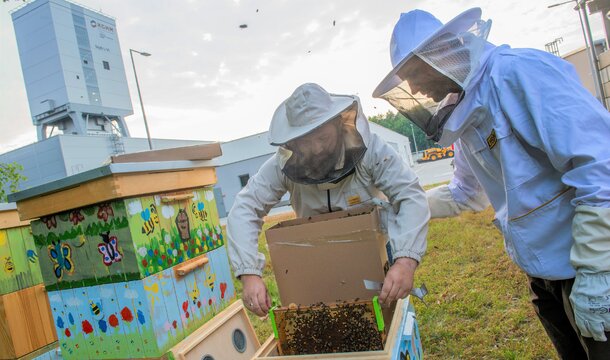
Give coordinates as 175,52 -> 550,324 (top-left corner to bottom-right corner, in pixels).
241,275 -> 271,316
379,257 -> 418,304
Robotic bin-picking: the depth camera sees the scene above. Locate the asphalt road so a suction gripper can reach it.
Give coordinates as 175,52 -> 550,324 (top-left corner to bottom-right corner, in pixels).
412,157 -> 454,186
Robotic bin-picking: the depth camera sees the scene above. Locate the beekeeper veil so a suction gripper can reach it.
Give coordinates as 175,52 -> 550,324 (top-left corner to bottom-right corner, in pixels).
268,83 -> 368,185
373,8 -> 491,142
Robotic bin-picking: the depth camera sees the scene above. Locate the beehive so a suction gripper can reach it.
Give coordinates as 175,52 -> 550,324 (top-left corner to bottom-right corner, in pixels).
0,204 -> 57,359
10,158 -> 237,359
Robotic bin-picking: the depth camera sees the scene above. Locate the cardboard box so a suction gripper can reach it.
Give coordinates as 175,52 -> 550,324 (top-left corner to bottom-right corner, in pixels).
271,299 -> 386,356
252,297 -> 423,360
265,205 -> 389,307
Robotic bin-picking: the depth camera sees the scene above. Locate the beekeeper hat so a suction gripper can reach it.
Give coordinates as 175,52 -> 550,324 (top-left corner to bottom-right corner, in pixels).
268,83 -> 356,146
373,8 -> 484,98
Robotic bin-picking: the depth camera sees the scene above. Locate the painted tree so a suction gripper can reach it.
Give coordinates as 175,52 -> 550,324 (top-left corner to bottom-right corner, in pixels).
0,162 -> 26,202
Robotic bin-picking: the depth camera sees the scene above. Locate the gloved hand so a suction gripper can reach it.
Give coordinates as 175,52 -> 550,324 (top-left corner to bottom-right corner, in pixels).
426,184 -> 489,219
570,205 -> 610,342
569,272 -> 610,341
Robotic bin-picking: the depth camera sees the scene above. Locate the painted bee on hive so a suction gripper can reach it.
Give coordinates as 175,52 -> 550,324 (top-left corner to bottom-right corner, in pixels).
4,256 -> 15,273
191,201 -> 208,222
89,300 -> 103,320
141,204 -> 159,236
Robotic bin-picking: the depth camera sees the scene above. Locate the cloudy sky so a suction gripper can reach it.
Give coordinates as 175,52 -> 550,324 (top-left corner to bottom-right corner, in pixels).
0,0 -> 607,153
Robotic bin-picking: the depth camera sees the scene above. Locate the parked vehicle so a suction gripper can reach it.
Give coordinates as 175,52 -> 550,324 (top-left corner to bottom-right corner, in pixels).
417,147 -> 454,163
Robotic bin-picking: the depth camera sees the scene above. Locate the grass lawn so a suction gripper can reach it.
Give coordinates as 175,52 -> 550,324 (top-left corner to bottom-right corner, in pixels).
232,203 -> 558,359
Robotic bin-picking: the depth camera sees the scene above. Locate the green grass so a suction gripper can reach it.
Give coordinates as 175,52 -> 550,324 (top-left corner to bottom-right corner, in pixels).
230,200 -> 558,359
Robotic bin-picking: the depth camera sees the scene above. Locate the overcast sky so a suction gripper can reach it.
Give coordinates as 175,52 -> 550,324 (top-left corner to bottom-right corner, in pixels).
0,0 -> 607,153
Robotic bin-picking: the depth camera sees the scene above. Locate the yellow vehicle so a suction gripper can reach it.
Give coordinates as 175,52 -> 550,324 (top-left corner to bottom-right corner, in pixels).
417,147 -> 454,163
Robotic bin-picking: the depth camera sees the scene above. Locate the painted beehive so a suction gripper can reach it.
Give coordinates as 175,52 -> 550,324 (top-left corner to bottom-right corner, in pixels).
47,246 -> 236,359
0,204 -> 58,360
29,187 -> 224,291
8,157 -> 238,359
0,205 -> 43,295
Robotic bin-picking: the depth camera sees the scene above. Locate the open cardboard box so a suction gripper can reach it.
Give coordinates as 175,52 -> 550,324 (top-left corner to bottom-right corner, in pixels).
252,297 -> 423,360
265,205 -> 394,331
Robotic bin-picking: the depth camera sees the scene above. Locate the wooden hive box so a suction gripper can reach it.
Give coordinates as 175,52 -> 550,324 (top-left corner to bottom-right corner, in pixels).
0,285 -> 57,359
253,297 -> 423,360
46,248 -> 236,359
163,300 -> 260,360
0,204 -> 42,295
0,204 -> 57,359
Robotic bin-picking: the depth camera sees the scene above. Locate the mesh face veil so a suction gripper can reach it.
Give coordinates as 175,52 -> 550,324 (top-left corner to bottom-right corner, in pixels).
373,9 -> 491,142
278,103 -> 367,185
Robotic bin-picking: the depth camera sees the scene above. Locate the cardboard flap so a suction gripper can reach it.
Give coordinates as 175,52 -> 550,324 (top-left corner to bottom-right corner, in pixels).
265,205 -> 389,306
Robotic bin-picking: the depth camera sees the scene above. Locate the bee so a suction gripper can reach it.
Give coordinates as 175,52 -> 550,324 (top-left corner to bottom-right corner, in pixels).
89,301 -> 104,320
4,256 -> 14,273
191,202 -> 208,222
190,281 -> 200,305
204,266 -> 216,292
141,204 -> 160,235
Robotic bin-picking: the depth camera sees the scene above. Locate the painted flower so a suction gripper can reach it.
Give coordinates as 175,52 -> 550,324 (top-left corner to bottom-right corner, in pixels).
108,314 -> 119,328
69,210 -> 85,225
82,320 -> 94,334
97,203 -> 114,222
120,307 -> 134,322
41,216 -> 57,229
164,234 -> 171,244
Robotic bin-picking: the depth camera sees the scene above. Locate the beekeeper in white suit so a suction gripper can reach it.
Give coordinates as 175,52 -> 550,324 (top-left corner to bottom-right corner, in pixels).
373,7 -> 610,359
227,83 -> 430,317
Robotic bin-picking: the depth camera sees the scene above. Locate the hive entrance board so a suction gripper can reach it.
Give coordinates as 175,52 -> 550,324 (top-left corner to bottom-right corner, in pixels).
272,299 -> 385,356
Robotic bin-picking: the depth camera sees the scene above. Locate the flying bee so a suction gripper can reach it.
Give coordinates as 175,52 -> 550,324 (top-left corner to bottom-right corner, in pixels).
89,300 -> 103,320
4,257 -> 14,273
191,202 -> 208,222
141,204 -> 160,235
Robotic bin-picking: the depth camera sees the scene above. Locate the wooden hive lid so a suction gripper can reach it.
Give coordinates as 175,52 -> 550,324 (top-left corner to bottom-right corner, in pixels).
9,143 -> 222,220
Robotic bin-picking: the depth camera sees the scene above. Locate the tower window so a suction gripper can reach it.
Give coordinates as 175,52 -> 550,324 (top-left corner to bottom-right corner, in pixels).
103,61 -> 110,70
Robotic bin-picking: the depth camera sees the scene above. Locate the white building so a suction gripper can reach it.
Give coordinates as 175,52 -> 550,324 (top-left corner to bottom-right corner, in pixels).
214,122 -> 413,216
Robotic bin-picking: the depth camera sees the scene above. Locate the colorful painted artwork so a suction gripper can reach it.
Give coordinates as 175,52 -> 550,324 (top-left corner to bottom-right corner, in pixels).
48,246 -> 236,359
30,186 -> 224,290
0,225 -> 44,295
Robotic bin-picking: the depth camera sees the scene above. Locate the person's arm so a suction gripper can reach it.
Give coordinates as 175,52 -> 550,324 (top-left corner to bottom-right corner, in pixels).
497,51 -> 610,341
366,135 -> 430,304
426,142 -> 489,218
226,154 -> 288,315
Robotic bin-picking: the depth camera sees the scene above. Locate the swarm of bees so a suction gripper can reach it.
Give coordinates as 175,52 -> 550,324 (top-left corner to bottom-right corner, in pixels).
275,300 -> 384,355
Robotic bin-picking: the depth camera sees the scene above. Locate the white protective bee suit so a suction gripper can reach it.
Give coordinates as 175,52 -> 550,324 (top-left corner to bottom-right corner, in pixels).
374,7 -> 610,352
227,83 -> 430,279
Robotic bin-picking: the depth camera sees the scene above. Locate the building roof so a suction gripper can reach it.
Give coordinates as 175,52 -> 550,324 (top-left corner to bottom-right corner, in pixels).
216,122 -> 411,165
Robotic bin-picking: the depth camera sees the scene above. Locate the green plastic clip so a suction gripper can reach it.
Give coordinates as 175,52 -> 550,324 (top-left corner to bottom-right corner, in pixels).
373,296 -> 385,332
269,305 -> 279,339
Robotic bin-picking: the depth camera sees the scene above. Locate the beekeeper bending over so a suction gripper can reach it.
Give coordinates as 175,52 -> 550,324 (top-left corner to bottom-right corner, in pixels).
227,83 -> 430,317
373,7 -> 610,359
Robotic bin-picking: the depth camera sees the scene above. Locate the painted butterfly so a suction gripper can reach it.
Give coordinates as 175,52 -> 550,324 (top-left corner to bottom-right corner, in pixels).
98,231 -> 123,266
48,240 -> 74,279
